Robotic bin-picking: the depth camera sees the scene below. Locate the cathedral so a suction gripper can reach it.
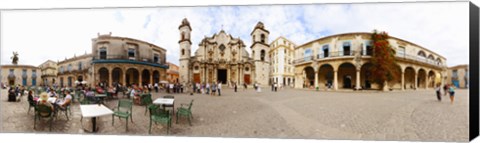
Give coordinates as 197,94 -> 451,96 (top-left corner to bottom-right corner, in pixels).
178,18 -> 270,86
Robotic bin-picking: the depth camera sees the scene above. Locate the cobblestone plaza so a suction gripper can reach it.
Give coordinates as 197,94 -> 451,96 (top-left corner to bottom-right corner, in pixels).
0,87 -> 469,142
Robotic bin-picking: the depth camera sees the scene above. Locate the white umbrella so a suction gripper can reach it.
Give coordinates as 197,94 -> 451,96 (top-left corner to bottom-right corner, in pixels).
159,80 -> 168,84
74,81 -> 79,84
81,81 -> 87,84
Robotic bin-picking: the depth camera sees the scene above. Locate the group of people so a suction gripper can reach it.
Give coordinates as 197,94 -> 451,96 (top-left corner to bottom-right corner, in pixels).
192,81 -> 222,96
7,85 -> 26,102
167,82 -> 184,94
435,83 -> 456,104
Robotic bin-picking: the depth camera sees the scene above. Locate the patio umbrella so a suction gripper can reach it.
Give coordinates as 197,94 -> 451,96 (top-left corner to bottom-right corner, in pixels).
81,81 -> 87,84
74,81 -> 79,84
159,80 -> 168,84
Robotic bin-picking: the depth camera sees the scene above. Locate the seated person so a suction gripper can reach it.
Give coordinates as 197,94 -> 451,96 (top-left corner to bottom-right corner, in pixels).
27,90 -> 35,103
37,92 -> 55,116
8,88 -> 16,102
56,90 -> 72,109
48,90 -> 57,98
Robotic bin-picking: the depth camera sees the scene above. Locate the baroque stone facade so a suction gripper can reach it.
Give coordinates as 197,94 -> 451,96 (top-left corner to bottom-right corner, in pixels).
179,18 -> 269,86
1,64 -> 42,87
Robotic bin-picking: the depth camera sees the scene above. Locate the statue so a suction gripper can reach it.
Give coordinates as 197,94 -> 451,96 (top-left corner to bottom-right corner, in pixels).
11,52 -> 19,65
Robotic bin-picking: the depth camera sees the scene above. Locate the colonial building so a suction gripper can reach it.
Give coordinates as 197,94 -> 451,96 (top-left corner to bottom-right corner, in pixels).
38,60 -> 58,87
57,53 -> 91,87
179,18 -> 265,86
447,64 -> 468,88
293,32 -> 447,90
269,36 -> 296,87
166,62 -> 179,83
1,64 -> 42,87
90,33 -> 168,87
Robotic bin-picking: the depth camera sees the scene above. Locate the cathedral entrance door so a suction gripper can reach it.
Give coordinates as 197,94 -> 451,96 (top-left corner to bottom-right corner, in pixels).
217,69 -> 227,84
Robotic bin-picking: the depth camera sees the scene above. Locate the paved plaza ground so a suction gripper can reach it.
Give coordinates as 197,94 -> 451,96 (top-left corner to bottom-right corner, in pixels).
0,87 -> 469,142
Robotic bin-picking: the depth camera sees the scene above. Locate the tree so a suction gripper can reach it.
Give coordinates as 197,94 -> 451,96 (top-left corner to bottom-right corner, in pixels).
369,30 -> 400,90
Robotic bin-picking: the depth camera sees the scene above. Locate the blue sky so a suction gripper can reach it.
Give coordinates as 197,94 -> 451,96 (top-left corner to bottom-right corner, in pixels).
1,2 -> 469,67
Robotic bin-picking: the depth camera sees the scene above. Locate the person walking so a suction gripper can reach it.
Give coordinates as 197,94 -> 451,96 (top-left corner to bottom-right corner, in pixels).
234,82 -> 237,92
211,82 -> 216,96
217,81 -> 222,96
448,85 -> 455,104
243,83 -> 247,91
274,82 -> 278,92
154,82 -> 159,93
206,83 -> 210,95
435,83 -> 441,101
271,82 -> 274,91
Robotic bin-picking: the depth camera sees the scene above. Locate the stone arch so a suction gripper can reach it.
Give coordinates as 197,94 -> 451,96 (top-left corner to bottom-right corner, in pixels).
318,64 -> 334,89
360,62 -> 374,89
428,70 -> 436,88
126,68 -> 139,86
303,66 -> 315,88
153,70 -> 160,84
98,67 -> 109,86
112,67 -> 123,85
142,69 -> 151,85
338,62 -> 356,89
417,68 -> 427,89
388,64 -> 402,90
404,66 -> 416,90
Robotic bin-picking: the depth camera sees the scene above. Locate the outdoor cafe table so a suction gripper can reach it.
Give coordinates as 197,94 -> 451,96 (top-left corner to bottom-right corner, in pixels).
80,104 -> 113,133
153,98 -> 175,115
95,94 -> 107,104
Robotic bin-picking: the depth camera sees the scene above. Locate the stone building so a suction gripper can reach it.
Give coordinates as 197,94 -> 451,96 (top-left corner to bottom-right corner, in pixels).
90,33 -> 168,87
179,18 -> 267,86
446,64 -> 468,88
38,60 -> 58,87
1,64 -> 42,87
293,32 -> 447,90
57,53 -> 92,87
269,36 -> 296,87
166,62 -> 179,83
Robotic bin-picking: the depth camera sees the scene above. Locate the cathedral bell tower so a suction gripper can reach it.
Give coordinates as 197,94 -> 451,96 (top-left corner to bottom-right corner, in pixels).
179,18 -> 192,84
250,21 -> 270,86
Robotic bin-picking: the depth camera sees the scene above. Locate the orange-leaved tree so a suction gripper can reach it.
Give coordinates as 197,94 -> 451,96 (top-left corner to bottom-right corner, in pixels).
369,30 -> 400,90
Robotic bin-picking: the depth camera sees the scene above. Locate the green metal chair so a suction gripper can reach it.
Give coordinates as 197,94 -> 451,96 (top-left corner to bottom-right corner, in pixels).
142,94 -> 153,115
176,99 -> 194,126
112,99 -> 133,131
34,104 -> 54,131
148,105 -> 172,134
27,99 -> 36,114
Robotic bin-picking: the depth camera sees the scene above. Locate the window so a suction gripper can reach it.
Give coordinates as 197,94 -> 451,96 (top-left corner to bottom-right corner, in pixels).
260,50 -> 266,61
60,66 -> 64,73
452,70 -> 458,78
128,48 -> 135,58
154,54 -> 159,63
304,48 -> 312,61
397,46 -> 405,57
253,35 -> 256,42
78,62 -> 83,70
22,69 -> 27,76
322,45 -> 329,58
245,67 -> 249,71
342,42 -> 351,56
260,34 -> 265,43
9,69 -> 14,74
365,41 -> 373,56
417,51 -> 426,61
32,70 -> 37,86
68,64 -> 72,72
182,49 -> 185,56
99,47 -> 107,59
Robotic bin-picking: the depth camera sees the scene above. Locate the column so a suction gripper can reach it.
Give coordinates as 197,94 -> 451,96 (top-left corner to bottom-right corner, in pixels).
108,68 -> 113,87
355,70 -> 360,90
314,71 -> 319,88
414,72 -> 418,90
334,70 -> 338,90
150,70 -> 153,84
91,64 -> 95,87
401,71 -> 405,90
139,70 -> 143,86
425,75 -> 428,89
123,70 -> 127,86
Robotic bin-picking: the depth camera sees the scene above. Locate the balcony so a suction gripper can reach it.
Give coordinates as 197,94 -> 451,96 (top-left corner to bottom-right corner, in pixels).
293,50 -> 445,68
92,54 -> 168,68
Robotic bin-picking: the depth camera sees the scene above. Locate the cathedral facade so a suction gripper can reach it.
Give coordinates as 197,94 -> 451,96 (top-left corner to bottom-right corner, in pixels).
178,18 -> 270,86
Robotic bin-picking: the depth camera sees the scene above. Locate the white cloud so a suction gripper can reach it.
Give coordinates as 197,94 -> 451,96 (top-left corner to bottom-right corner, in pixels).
1,2 -> 469,67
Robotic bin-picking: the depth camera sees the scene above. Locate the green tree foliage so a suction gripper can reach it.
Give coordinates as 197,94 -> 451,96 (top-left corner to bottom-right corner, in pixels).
369,30 -> 400,89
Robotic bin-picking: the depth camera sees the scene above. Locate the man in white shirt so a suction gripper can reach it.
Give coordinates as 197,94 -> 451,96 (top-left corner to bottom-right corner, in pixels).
169,83 -> 174,93
154,83 -> 159,93
217,81 -> 222,96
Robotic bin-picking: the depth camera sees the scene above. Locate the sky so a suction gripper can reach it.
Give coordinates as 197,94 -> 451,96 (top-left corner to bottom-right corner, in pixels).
0,1 -> 470,67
